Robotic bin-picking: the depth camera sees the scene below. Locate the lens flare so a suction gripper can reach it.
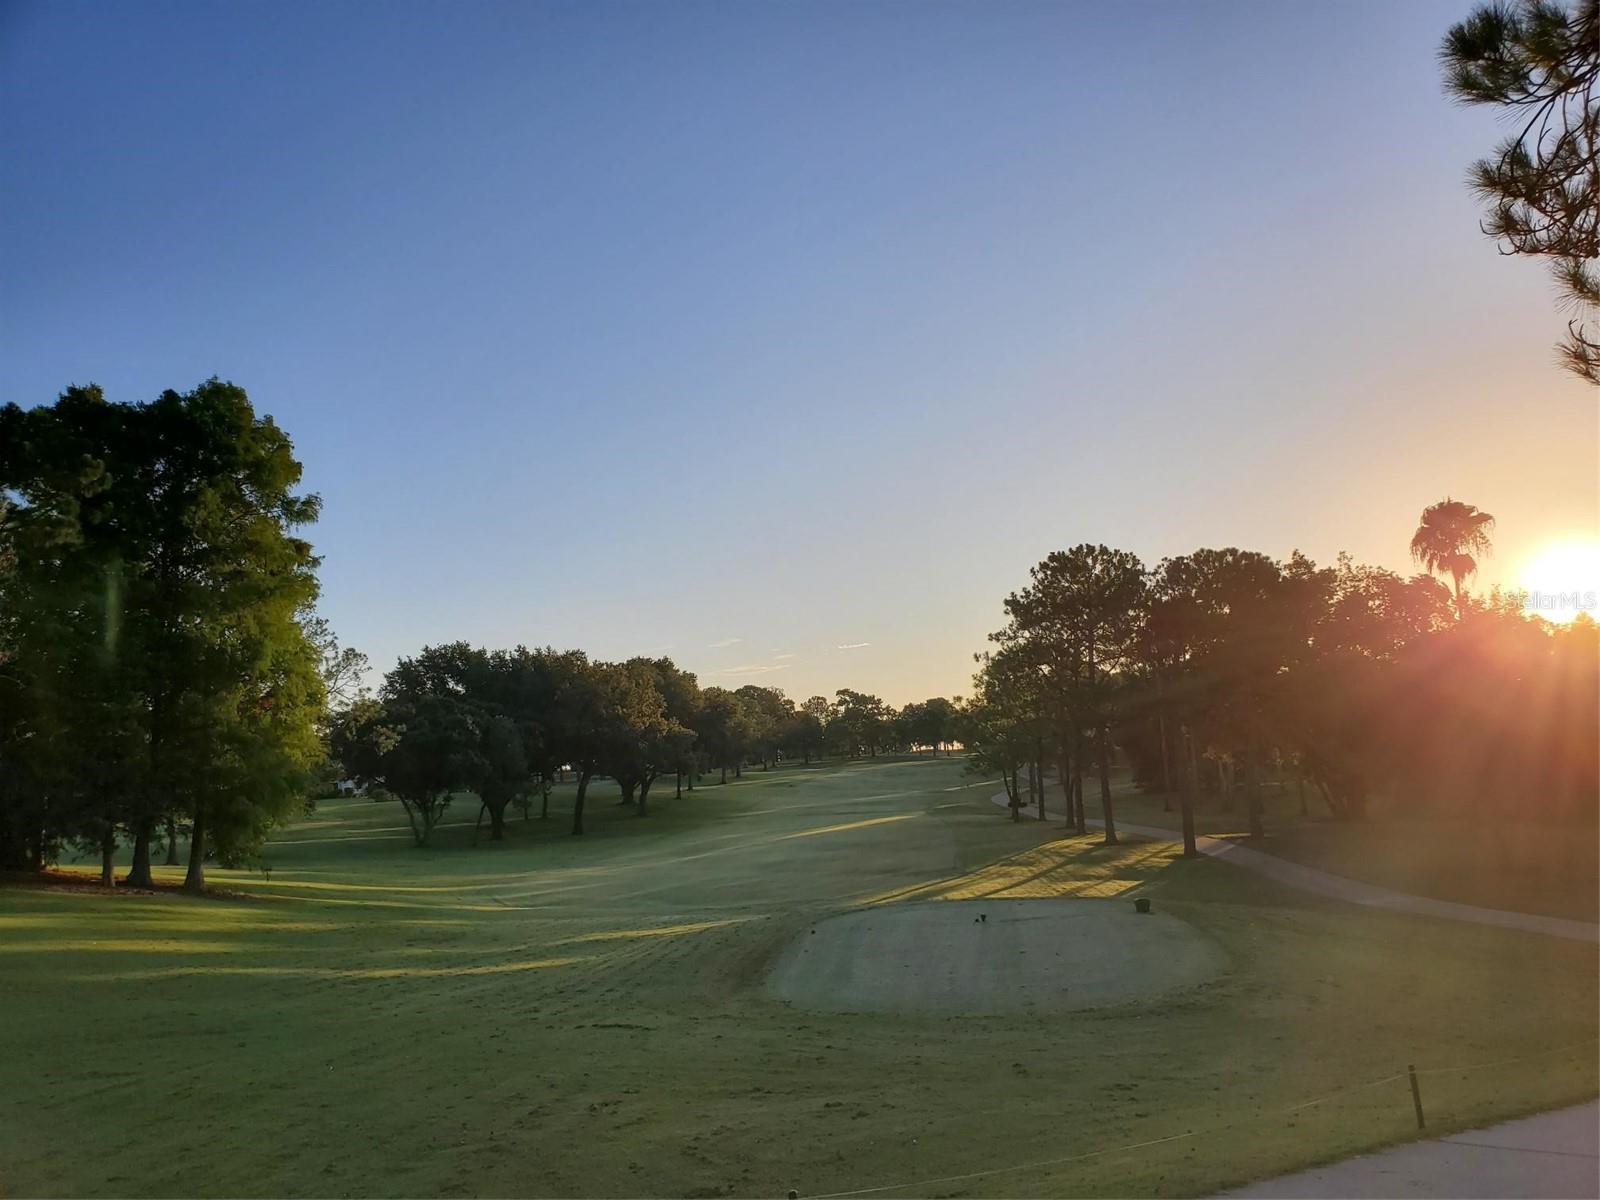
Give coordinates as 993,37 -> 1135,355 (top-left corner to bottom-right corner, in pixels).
1518,539 -> 1600,621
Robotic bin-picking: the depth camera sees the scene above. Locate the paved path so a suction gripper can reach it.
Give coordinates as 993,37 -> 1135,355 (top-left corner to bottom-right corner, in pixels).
988,792 -> 1600,944
991,792 -> 1600,1196
1222,1100 -> 1600,1198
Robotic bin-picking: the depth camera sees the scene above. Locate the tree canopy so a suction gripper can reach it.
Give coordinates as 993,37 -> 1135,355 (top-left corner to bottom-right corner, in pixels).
1442,0 -> 1600,382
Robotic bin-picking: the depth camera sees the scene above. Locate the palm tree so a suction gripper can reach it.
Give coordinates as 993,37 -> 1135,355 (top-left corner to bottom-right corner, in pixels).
1410,498 -> 1495,616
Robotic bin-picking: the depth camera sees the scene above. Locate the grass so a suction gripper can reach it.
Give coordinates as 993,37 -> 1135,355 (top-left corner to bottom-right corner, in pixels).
3,756 -> 1596,1198
1103,778 -> 1600,923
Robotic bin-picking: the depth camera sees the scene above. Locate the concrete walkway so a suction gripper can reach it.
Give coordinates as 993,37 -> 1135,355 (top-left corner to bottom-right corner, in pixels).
988,792 -> 1600,944
1223,1100 -> 1600,1198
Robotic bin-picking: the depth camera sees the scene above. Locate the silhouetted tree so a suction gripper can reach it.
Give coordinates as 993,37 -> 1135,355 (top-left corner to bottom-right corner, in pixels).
1410,498 -> 1496,615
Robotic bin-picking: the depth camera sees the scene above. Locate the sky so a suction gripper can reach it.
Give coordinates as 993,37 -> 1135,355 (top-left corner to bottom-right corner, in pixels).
3,0 -> 1596,705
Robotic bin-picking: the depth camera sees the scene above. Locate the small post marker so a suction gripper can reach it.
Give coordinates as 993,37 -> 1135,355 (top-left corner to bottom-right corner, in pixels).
1408,1064 -> 1425,1130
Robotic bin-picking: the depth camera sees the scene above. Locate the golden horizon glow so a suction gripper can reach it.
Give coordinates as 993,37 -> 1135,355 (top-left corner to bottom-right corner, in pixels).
1516,539 -> 1600,623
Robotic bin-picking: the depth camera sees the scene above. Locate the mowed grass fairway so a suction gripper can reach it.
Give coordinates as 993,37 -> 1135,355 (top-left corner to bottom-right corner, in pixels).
3,757 -> 1597,1199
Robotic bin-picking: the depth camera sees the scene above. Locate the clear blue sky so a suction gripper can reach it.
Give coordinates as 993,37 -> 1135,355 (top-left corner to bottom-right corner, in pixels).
3,0 -> 1595,703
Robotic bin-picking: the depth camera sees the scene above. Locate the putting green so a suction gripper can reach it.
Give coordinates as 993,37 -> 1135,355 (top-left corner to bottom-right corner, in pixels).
767,897 -> 1224,1015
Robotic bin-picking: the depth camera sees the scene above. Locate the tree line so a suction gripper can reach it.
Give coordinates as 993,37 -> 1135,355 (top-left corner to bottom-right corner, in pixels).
333,649 -> 963,845
0,383 -> 966,881
963,500 -> 1599,854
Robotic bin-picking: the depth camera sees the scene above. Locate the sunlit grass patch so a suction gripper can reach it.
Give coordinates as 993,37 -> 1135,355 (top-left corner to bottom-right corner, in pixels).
777,813 -> 920,840
862,834 -> 1182,904
0,938 -> 251,955
562,918 -> 749,944
58,955 -> 593,984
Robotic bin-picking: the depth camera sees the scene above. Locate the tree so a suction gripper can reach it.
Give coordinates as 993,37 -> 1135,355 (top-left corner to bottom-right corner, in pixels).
967,649 -> 1048,822
0,382 -> 327,891
695,687 -> 753,783
1442,0 -> 1600,382
830,689 -> 890,758
476,714 -> 529,840
788,696 -> 832,763
906,696 -> 959,755
646,658 -> 701,801
334,695 -> 485,846
607,658 -> 688,817
995,545 -> 1148,844
1410,498 -> 1496,615
547,654 -> 614,835
734,685 -> 793,769
305,615 -> 370,713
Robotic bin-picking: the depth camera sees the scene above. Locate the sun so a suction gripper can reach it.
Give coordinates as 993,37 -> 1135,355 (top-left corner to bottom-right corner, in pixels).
1517,539 -> 1600,622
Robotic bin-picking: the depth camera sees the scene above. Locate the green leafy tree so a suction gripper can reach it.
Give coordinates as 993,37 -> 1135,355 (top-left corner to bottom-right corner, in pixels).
1442,0 -> 1600,382
696,687 -> 754,783
964,652 -> 1041,821
0,382 -> 326,891
477,714 -> 529,840
607,658 -> 689,817
334,695 -> 486,846
734,685 -> 794,769
830,689 -> 890,758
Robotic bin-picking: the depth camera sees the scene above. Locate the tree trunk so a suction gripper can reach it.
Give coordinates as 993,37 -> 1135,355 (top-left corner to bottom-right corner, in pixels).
720,764 -> 727,785
1072,731 -> 1087,835
488,800 -> 507,841
164,815 -> 180,865
1245,734 -> 1265,840
124,818 -> 154,888
1058,744 -> 1075,831
99,828 -> 116,887
1008,768 -> 1021,822
675,770 -> 682,800
571,770 -> 591,835
1098,724 -> 1118,845
735,761 -> 742,778
183,799 -> 206,892
1297,772 -> 1308,816
1158,712 -> 1173,812
1179,725 -> 1199,859
618,779 -> 636,805
638,777 -> 652,817
1035,742 -> 1046,820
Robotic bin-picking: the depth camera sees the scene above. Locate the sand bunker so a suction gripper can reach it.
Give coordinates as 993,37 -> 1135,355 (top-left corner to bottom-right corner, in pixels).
767,898 -> 1223,1016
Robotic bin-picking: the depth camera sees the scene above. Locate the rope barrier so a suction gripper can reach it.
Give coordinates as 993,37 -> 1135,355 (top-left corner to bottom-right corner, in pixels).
799,1037 -> 1599,1199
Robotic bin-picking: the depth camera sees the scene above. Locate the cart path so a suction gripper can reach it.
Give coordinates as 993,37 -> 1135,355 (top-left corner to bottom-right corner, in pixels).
1221,1100 -> 1600,1197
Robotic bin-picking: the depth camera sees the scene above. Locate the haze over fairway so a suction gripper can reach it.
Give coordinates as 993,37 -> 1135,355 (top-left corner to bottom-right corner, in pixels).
5,757 -> 1596,1198
3,0 -> 1595,702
